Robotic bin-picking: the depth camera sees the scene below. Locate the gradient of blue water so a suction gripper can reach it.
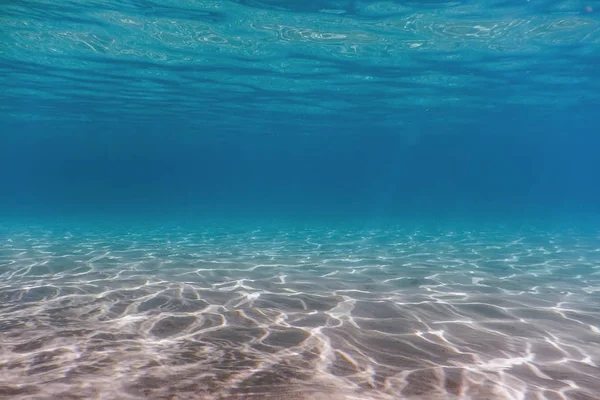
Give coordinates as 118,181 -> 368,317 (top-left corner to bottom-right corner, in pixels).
1,0 -> 600,217
1,1 -> 600,399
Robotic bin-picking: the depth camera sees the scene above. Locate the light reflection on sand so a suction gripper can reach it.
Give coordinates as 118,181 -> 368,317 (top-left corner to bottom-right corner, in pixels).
1,225 -> 599,399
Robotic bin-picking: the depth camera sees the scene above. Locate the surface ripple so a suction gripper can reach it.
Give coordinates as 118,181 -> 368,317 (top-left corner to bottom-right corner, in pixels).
1,0 -> 599,127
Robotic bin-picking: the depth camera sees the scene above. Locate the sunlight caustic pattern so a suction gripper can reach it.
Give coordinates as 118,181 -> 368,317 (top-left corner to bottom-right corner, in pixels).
1,224 -> 599,399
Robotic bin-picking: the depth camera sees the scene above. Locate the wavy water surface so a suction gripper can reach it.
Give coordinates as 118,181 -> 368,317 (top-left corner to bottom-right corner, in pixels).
1,0 -> 599,128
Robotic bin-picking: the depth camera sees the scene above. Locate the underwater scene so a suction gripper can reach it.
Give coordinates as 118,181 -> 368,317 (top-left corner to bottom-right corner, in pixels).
1,0 -> 600,399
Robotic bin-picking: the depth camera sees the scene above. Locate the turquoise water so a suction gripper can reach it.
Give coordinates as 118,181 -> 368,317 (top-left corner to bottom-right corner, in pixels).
2,0 -> 600,399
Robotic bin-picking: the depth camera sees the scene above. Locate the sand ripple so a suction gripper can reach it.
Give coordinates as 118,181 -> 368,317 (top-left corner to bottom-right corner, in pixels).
1,224 -> 599,399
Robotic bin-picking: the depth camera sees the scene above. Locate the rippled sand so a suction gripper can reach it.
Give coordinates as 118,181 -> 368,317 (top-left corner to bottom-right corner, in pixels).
1,224 -> 599,399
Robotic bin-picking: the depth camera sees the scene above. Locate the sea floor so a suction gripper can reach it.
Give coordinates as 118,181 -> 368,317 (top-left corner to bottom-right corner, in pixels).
1,223 -> 599,399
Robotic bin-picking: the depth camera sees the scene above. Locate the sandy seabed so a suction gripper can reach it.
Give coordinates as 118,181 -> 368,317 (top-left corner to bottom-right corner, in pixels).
1,226 -> 599,399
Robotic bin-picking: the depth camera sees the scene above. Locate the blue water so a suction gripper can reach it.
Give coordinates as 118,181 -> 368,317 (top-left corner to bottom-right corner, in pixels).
1,1 -> 600,399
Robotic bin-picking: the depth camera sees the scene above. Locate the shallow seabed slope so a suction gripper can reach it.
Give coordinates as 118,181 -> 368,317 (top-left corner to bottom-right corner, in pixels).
1,223 -> 599,399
